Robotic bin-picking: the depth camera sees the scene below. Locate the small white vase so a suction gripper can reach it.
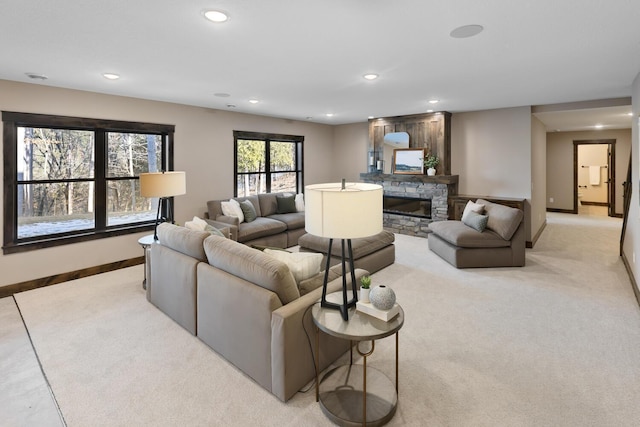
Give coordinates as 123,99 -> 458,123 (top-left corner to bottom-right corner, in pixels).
360,288 -> 370,303
427,167 -> 436,176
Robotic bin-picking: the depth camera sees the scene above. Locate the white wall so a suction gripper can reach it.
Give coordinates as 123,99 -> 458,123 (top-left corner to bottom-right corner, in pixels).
531,115 -> 548,240
622,71 -> 640,296
332,122 -> 369,182
0,80 -> 336,287
451,106 -> 535,240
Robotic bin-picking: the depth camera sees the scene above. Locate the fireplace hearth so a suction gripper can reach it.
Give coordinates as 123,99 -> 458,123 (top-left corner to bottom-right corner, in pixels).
383,195 -> 431,219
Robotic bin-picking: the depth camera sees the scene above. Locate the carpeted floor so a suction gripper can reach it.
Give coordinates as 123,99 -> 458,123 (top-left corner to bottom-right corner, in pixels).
8,212 -> 640,426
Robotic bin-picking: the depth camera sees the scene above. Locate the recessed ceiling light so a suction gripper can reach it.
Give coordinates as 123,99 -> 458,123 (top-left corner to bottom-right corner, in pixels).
204,10 -> 229,23
363,73 -> 379,80
368,116 -> 374,119
450,24 -> 484,39
426,109 -> 434,113
249,99 -> 259,104
25,72 -> 48,80
326,113 -> 334,117
428,99 -> 439,104
102,73 -> 120,80
627,112 -> 633,116
595,124 -> 604,129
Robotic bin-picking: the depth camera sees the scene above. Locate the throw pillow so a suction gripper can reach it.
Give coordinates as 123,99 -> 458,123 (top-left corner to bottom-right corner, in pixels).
462,210 -> 489,232
221,199 -> 244,223
192,216 -> 209,230
204,224 -> 226,237
239,199 -> 257,222
263,249 -> 323,284
295,193 -> 305,212
276,194 -> 297,214
461,200 -> 485,222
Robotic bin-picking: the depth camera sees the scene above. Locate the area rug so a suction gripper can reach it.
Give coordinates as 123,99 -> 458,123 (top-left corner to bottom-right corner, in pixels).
14,213 -> 640,426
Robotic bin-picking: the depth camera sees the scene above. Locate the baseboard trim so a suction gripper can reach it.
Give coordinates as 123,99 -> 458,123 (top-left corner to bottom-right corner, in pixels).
0,257 -> 144,298
527,219 -> 547,248
620,252 -> 640,308
546,208 -> 575,214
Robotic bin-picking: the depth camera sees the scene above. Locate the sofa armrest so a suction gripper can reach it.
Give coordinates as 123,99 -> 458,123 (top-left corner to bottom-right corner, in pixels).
270,268 -> 369,401
215,214 -> 240,227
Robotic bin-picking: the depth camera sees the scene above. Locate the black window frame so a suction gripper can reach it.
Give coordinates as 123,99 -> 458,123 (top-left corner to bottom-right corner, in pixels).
233,130 -> 304,196
2,111 -> 175,254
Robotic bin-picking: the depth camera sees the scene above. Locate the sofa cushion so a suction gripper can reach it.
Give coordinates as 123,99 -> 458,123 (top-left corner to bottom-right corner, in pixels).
268,212 -> 305,230
258,193 -> 280,217
476,199 -> 524,241
263,249 -> 323,284
237,217 -> 287,242
156,223 -> 209,261
276,194 -> 297,214
239,199 -> 258,222
298,230 -> 395,259
203,235 -> 300,305
462,210 -> 489,232
428,221 -> 510,248
297,264 -> 343,296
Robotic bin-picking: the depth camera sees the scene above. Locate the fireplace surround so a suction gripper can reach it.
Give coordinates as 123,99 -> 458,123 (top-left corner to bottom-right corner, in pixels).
360,173 -> 459,237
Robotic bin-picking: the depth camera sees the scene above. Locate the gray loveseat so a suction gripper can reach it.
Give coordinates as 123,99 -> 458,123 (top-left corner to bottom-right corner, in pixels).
146,223 -> 367,401
428,198 -> 525,268
206,193 -> 305,248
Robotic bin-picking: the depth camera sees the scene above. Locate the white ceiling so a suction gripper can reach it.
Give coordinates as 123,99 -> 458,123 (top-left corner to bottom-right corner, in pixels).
1,0 -> 639,129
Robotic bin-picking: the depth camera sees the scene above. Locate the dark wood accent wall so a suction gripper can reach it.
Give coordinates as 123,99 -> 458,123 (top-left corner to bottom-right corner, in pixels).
0,257 -> 144,298
369,111 -> 452,175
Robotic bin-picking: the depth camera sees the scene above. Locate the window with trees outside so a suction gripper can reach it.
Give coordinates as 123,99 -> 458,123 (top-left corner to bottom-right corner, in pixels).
234,131 -> 303,197
2,111 -> 175,254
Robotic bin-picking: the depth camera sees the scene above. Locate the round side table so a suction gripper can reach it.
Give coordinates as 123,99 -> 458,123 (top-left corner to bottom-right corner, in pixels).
137,234 -> 155,290
312,292 -> 404,426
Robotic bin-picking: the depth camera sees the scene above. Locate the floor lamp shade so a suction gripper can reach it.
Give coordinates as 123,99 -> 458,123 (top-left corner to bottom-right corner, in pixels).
139,172 -> 186,198
305,182 -> 383,239
305,181 -> 383,320
140,171 -> 186,240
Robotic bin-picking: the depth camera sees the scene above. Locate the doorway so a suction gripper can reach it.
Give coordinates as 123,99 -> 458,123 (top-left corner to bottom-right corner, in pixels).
573,139 -> 616,216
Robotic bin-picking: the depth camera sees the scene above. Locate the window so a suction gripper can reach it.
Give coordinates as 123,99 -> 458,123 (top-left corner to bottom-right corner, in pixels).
234,131 -> 303,196
3,112 -> 175,253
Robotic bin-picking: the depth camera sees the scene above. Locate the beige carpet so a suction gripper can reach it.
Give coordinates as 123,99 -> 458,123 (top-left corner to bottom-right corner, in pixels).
13,212 -> 640,426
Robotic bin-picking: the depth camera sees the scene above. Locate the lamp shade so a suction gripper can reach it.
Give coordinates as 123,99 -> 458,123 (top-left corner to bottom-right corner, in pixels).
305,182 -> 383,239
139,172 -> 186,198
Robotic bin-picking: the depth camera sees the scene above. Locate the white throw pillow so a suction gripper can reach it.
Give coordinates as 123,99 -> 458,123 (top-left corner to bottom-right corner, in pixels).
192,216 -> 209,230
295,193 -> 305,212
461,200 -> 485,223
221,200 -> 245,223
264,249 -> 323,284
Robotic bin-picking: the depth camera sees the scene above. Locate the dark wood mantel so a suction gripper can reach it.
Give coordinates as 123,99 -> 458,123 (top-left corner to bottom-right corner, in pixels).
359,173 -> 459,186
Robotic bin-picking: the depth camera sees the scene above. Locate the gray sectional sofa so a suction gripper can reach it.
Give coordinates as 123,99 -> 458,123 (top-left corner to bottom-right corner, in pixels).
146,223 -> 367,401
206,193 -> 305,248
428,198 -> 525,268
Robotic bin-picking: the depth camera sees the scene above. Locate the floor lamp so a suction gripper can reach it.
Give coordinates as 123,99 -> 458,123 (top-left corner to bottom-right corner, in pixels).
305,180 -> 383,320
140,171 -> 186,241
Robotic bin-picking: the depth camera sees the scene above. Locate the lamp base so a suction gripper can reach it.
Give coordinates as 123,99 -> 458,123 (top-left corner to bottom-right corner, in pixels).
320,238 -> 358,321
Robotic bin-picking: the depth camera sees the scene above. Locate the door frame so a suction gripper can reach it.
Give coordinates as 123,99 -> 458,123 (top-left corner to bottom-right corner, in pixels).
573,139 -> 616,215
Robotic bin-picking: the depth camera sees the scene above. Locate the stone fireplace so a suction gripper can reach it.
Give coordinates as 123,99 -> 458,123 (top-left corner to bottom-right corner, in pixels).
360,173 -> 458,238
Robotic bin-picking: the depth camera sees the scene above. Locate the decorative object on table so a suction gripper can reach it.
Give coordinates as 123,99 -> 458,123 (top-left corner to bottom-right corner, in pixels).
360,275 -> 371,303
356,300 -> 401,321
369,285 -> 396,310
393,148 -> 425,175
140,171 -> 186,241
305,179 -> 383,320
423,151 -> 439,176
